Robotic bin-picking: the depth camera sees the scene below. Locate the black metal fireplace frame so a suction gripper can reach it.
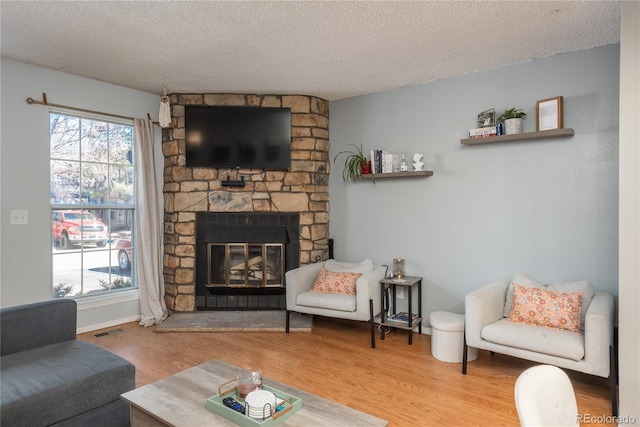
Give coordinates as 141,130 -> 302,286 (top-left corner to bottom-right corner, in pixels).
194,212 -> 300,310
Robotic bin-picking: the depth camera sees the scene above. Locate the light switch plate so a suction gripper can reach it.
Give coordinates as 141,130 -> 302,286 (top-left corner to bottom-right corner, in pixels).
10,210 -> 29,225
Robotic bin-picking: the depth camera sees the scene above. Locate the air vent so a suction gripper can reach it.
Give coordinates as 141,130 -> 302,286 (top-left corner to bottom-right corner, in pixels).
92,328 -> 124,338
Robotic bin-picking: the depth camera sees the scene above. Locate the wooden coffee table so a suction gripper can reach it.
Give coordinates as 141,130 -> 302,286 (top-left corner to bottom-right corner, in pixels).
121,359 -> 388,426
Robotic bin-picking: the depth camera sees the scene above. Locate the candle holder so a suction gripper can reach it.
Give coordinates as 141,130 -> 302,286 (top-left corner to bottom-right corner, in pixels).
393,258 -> 405,278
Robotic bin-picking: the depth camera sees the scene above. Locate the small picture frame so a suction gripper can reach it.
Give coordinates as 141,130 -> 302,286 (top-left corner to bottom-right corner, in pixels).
536,96 -> 563,131
477,108 -> 496,128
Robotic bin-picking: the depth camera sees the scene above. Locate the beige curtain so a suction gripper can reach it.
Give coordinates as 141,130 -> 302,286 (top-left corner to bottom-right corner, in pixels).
134,118 -> 168,326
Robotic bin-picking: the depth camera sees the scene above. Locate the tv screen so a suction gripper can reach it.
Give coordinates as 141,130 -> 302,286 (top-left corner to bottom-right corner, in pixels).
185,106 -> 291,169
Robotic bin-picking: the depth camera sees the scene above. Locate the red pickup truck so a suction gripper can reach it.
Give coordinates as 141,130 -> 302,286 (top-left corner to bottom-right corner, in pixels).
52,210 -> 109,249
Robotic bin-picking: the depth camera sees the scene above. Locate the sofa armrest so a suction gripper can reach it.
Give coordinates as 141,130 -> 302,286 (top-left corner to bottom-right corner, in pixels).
1,299 -> 77,356
583,291 -> 615,375
285,262 -> 325,309
464,281 -> 509,346
355,266 -> 387,315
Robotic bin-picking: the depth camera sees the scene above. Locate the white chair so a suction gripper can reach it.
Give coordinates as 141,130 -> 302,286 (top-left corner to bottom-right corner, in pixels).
462,275 -> 617,416
515,365 -> 578,427
284,259 -> 387,348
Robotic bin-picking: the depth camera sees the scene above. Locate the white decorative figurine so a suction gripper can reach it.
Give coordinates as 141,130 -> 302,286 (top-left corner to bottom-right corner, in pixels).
412,153 -> 424,171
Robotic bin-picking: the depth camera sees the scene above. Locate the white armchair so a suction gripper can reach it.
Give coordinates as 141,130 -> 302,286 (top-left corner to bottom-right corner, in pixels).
462,277 -> 617,416
284,259 -> 387,348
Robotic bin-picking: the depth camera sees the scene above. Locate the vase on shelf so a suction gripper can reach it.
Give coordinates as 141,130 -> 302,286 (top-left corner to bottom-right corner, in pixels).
400,154 -> 409,172
504,118 -> 523,135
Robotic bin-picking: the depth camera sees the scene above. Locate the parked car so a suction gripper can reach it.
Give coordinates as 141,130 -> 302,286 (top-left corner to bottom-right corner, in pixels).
116,238 -> 132,270
52,210 -> 109,249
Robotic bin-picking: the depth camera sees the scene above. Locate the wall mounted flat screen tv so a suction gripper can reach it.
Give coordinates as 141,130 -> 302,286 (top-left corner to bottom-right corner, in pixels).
185,106 -> 291,169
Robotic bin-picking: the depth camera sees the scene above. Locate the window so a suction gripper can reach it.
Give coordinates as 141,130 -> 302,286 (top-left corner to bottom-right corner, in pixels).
50,112 -> 137,297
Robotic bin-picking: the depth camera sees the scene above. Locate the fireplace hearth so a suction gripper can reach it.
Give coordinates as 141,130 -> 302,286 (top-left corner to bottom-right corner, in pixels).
195,212 -> 299,310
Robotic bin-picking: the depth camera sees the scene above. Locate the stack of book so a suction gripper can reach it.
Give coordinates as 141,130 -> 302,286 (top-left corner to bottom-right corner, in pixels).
387,312 -> 418,324
370,150 -> 401,174
468,126 -> 497,138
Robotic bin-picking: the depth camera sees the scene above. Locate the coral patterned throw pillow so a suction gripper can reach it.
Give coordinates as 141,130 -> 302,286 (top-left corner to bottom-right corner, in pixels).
310,268 -> 362,296
508,283 -> 583,333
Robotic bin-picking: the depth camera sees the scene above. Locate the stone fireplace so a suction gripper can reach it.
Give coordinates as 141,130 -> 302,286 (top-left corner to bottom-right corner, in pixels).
162,94 -> 330,312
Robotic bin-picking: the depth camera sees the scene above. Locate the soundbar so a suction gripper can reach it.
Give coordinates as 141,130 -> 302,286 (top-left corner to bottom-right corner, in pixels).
221,178 -> 246,187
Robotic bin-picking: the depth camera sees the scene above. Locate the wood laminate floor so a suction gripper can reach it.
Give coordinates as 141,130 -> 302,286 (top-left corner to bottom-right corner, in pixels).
79,316 -> 614,426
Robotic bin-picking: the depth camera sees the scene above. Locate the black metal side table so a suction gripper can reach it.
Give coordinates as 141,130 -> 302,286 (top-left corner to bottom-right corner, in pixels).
375,276 -> 423,345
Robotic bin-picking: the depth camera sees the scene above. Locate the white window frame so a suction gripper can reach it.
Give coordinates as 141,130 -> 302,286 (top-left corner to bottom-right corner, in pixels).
49,109 -> 138,300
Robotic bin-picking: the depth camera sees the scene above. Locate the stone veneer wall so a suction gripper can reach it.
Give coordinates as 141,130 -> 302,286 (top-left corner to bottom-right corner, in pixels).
162,94 -> 330,312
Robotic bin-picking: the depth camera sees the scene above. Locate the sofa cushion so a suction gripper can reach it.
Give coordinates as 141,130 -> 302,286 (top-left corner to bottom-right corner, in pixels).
296,291 -> 356,312
481,318 -> 585,361
1,340 -> 135,426
508,284 -> 583,333
310,268 -> 362,296
324,258 -> 373,274
503,272 -> 545,317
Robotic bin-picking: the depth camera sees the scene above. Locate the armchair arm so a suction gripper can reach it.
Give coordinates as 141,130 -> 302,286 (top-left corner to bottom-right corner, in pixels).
355,266 -> 387,315
583,291 -> 615,377
0,299 -> 77,356
285,262 -> 325,309
464,281 -> 509,346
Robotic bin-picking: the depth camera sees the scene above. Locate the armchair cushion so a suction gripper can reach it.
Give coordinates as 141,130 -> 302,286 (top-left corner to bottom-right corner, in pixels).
310,268 -> 362,295
481,318 -> 585,361
324,258 -> 373,273
297,291 -> 356,312
508,284 -> 583,333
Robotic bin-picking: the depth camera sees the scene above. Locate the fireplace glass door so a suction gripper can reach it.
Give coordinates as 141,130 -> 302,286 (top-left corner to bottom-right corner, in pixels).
208,243 -> 284,288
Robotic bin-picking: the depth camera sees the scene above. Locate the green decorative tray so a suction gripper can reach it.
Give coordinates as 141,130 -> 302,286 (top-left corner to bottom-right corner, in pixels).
206,380 -> 303,427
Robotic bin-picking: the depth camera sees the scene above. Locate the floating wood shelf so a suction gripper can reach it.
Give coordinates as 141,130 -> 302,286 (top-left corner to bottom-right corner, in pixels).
360,170 -> 433,179
460,128 -> 575,145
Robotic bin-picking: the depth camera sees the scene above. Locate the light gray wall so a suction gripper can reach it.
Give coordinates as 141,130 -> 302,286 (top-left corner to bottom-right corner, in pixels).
329,44 -> 620,319
0,59 -> 162,331
619,0 -> 640,420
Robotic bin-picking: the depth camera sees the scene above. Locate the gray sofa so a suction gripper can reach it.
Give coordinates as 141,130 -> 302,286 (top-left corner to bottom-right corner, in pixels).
1,299 -> 135,426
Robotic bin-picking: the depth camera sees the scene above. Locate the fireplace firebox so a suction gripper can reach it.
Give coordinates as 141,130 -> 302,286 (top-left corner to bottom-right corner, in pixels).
207,243 -> 284,287
195,213 -> 299,310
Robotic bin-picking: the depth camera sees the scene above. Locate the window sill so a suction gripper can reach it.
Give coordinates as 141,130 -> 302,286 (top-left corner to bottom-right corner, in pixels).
74,288 -> 140,310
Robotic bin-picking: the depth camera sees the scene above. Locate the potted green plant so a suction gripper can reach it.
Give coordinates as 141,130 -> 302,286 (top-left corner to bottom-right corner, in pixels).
498,108 -> 527,135
333,143 -> 371,182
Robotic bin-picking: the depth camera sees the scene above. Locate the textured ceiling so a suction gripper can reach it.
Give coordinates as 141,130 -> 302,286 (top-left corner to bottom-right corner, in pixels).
0,1 -> 620,101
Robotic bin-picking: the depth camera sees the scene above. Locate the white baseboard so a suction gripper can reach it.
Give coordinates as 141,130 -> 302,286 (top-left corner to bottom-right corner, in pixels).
77,315 -> 141,334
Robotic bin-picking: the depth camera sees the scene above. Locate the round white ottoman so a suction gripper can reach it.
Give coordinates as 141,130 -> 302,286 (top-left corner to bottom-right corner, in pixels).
429,311 -> 478,363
